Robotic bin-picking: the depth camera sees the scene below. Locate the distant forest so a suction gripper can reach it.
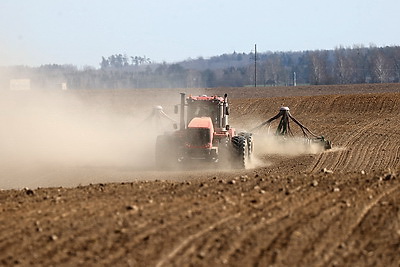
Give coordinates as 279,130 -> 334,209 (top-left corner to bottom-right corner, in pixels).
1,45 -> 400,90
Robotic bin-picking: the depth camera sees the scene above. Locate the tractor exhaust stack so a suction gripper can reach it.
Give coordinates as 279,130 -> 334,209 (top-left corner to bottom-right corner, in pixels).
180,92 -> 186,130
223,93 -> 229,129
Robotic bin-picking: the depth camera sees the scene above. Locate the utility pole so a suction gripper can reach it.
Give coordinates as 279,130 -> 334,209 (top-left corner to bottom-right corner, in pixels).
254,44 -> 257,88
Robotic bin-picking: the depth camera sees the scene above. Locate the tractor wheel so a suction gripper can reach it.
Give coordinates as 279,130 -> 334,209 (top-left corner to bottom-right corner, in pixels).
155,135 -> 176,170
231,135 -> 247,169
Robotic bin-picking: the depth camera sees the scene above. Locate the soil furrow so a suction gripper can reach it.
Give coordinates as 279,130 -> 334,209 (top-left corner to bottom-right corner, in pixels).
331,120 -> 378,172
155,212 -> 242,267
314,183 -> 400,267
327,184 -> 400,266
221,191 -> 327,265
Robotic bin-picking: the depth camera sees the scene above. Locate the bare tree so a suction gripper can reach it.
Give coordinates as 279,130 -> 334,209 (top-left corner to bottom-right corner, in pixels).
263,53 -> 286,86
308,50 -> 331,85
334,46 -> 353,84
369,47 -> 391,83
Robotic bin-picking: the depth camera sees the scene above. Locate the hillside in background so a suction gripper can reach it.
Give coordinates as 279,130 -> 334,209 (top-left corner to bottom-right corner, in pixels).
1,45 -> 400,90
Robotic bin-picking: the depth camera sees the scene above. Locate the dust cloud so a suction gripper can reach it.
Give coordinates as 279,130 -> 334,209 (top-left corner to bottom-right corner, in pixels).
0,89 -> 177,189
243,133 -> 324,170
236,116 -> 326,169
254,134 -> 325,156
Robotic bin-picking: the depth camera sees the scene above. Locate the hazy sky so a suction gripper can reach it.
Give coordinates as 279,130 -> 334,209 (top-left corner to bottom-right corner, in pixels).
1,0 -> 399,67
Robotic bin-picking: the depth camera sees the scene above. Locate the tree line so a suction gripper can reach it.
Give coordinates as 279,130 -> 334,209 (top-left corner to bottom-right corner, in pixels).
1,45 -> 400,90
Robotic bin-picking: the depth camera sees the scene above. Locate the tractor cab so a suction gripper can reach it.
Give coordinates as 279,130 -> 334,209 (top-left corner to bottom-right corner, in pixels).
185,94 -> 229,131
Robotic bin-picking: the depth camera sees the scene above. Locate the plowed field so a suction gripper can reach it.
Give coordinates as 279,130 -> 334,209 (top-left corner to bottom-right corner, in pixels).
1,84 -> 399,266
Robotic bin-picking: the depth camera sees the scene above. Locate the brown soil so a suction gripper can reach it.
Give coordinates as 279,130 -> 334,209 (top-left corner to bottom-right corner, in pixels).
1,83 -> 400,266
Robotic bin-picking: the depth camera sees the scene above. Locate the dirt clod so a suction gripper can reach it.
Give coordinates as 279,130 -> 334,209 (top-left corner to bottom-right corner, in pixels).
24,188 -> 35,196
126,205 -> 139,211
322,168 -> 334,174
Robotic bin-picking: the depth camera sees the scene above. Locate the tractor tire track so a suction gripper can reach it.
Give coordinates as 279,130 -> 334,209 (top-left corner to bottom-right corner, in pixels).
326,183 -> 400,266
312,183 -> 400,267
250,198 -> 343,266
156,194 -> 292,265
155,212 -> 242,267
217,191 -> 326,264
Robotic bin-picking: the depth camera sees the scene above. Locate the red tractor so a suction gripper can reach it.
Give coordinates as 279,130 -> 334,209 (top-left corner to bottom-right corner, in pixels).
155,93 -> 253,169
